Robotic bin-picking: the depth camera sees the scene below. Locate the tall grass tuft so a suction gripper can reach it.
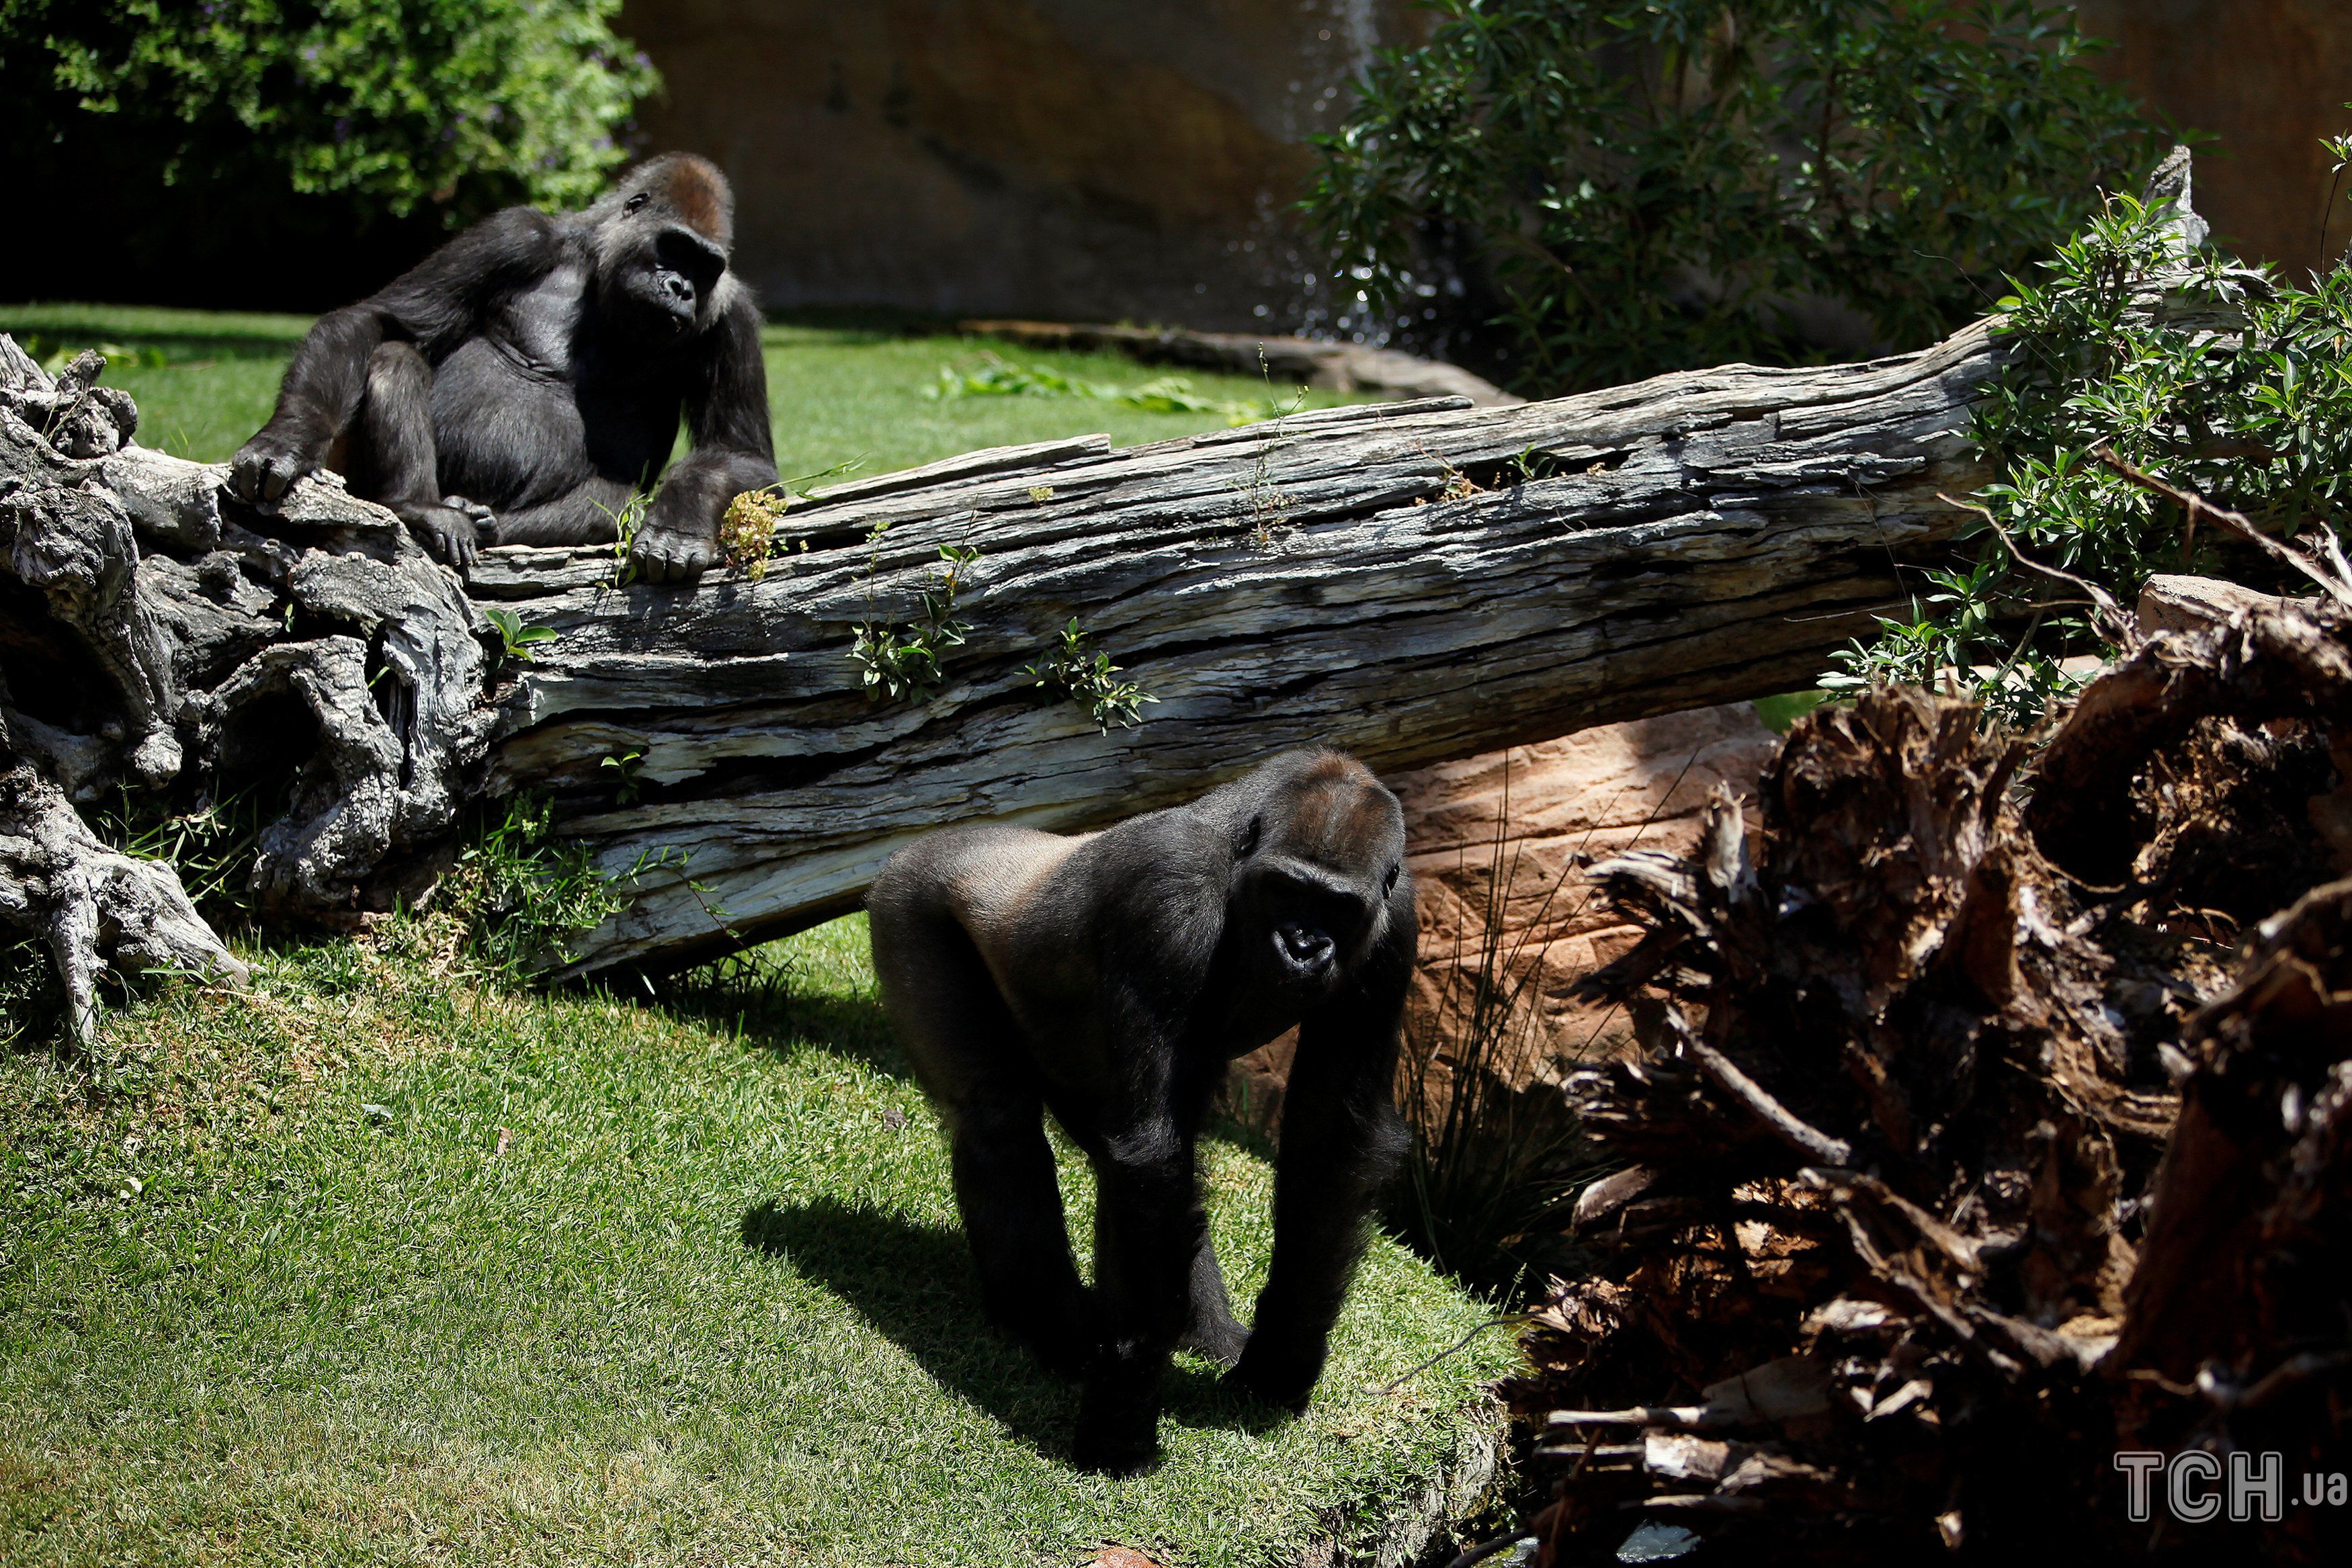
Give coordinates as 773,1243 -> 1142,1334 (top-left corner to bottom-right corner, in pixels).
1387,778 -> 1609,1303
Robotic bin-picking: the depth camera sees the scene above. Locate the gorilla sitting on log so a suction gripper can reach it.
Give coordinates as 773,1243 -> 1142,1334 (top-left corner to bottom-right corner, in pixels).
867,750 -> 1416,1474
228,154 -> 776,580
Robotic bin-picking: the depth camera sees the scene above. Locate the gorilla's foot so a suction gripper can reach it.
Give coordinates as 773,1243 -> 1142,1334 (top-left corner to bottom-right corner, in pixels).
996,1314 -> 1099,1383
442,494 -> 499,543
1224,1337 -> 1320,1414
1073,1382 -> 1161,1477
396,502 -> 482,571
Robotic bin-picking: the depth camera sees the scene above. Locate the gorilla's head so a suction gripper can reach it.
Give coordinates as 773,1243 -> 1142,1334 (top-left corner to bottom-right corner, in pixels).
588,153 -> 736,343
1224,750 -> 1409,998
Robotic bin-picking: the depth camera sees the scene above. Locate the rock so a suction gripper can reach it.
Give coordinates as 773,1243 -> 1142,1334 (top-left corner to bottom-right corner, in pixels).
1391,699 -> 1781,1078
1222,699 -> 1781,1133
2136,572 -> 2283,636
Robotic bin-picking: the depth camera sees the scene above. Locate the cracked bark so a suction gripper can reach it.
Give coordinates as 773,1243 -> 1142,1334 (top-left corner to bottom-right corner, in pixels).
0,230 -> 2218,994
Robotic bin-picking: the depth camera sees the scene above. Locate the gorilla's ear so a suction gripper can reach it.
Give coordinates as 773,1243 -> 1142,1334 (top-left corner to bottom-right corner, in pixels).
659,155 -> 734,253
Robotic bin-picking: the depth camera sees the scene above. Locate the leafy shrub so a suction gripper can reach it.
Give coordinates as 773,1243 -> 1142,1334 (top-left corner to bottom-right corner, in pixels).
5,0 -> 656,223
1306,0 -> 2166,395
1828,186 -> 2352,725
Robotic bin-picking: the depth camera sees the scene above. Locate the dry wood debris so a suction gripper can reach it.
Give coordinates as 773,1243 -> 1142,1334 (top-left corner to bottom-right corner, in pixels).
1511,593 -> 2352,1563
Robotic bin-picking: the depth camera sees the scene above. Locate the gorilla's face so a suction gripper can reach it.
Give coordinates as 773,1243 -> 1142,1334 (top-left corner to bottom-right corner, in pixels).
1226,755 -> 1407,998
592,155 -> 736,344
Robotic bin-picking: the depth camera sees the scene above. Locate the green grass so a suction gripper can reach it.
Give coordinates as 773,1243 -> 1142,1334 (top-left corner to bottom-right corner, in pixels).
0,304 -> 1363,480
0,916 -> 1510,1567
0,305 -> 1495,1563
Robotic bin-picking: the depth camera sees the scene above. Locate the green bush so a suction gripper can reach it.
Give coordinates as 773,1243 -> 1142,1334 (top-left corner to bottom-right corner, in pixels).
1828,189 -> 2352,726
1306,0 -> 2167,395
1,0 -> 656,226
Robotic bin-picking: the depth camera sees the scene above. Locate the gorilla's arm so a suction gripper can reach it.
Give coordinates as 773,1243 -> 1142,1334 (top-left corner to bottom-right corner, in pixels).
1228,902 -> 1415,1409
229,208 -> 562,505
630,282 -> 779,582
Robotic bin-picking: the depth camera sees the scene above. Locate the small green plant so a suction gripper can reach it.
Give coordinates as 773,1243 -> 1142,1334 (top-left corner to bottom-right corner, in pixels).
849,543 -> 979,703
1231,351 -> 1315,546
480,604 -> 560,663
83,785 -> 276,924
601,489 -> 654,587
437,793 -> 632,977
1307,0 -> 2167,395
1828,169 -> 2352,726
1021,618 -> 1157,733
600,749 -> 646,805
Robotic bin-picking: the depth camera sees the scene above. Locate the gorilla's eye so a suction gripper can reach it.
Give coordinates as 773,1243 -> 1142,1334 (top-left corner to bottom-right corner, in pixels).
1383,863 -> 1400,895
1236,815 -> 1262,859
624,193 -> 650,214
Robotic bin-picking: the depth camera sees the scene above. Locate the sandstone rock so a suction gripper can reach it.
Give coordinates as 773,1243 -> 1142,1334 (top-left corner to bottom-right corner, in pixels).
1394,699 -> 1781,1076
1222,699 -> 1781,1134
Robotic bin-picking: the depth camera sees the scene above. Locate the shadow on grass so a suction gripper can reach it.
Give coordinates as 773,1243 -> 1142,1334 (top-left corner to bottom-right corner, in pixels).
655,963 -> 913,1082
741,1196 -> 1286,1463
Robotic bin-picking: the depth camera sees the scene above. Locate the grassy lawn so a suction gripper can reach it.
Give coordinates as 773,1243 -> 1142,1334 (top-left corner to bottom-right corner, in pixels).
1,918 -> 1508,1567
0,304 -> 1507,1565
0,303 -> 1362,479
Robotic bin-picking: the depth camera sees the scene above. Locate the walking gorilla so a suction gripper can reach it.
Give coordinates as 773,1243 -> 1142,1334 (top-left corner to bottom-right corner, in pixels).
867,750 -> 1416,1475
228,153 -> 776,580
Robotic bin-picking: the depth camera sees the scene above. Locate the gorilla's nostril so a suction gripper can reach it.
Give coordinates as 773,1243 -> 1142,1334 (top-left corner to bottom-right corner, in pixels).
1274,922 -> 1334,969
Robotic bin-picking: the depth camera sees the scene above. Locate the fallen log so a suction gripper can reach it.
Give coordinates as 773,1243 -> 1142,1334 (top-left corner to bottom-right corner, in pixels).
478,331 -> 1999,975
952,317 -> 1525,407
0,155 -> 2238,995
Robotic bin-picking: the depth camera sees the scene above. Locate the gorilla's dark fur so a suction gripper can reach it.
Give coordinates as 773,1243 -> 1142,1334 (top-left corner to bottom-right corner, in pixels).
228,153 -> 776,580
867,750 -> 1416,1474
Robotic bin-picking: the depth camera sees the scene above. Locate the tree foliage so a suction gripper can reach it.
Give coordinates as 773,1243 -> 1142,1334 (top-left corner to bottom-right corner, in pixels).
1306,0 -> 2167,395
1829,192 -> 2352,726
1,0 -> 657,226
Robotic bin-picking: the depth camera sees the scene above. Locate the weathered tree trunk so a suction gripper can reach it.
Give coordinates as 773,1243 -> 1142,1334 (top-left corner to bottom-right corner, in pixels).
474,324 -> 2003,974
0,186 -> 2229,999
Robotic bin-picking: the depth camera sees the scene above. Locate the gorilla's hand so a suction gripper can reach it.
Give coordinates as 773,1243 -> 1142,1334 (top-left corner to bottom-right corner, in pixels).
404,503 -> 482,572
227,427 -> 321,505
628,515 -> 719,583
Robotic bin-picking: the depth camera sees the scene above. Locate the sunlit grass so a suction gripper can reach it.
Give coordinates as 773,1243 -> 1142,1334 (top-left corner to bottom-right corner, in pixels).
0,303 -> 1364,479
0,916 -> 1509,1567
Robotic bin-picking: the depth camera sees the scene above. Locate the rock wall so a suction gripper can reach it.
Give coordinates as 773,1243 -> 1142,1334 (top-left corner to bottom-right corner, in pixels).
616,0 -> 1419,331
622,1 -> 2351,332
2074,0 -> 2352,279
